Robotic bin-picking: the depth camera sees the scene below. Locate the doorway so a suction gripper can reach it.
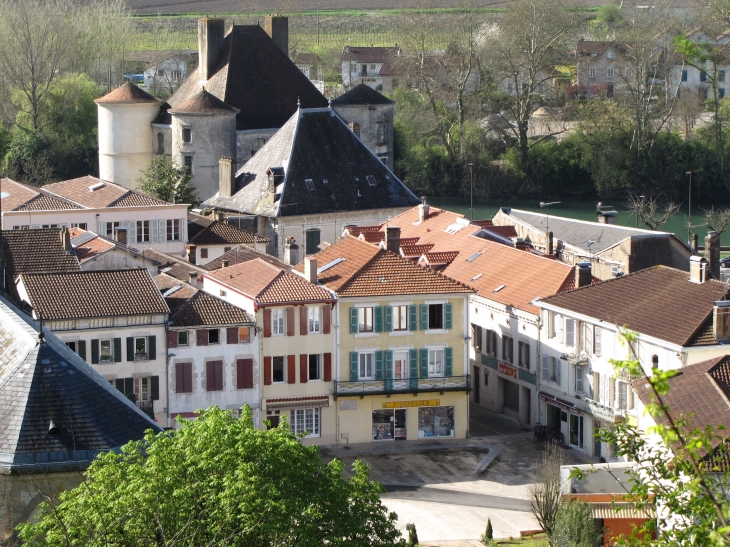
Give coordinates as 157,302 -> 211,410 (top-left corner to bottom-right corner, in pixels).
473,365 -> 480,403
570,414 -> 584,449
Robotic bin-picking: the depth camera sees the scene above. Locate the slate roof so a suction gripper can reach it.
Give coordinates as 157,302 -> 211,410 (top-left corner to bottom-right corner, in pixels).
203,108 -> 420,217
1,229 -> 81,279
0,179 -> 80,213
19,269 -> 169,320
0,294 -> 161,472
540,266 -> 728,347
203,244 -> 290,271
168,24 -> 327,130
155,273 -> 251,327
42,176 -> 170,209
187,213 -> 269,246
170,88 -> 239,115
204,258 -> 334,305
331,83 -> 394,106
295,236 -> 473,297
95,81 -> 160,104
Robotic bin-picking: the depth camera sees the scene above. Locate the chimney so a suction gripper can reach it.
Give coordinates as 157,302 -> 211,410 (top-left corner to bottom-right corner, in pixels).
713,300 -> 730,341
218,157 -> 235,197
284,237 -> 299,265
115,227 -> 127,245
221,260 -> 229,268
385,226 -> 401,254
198,17 -> 226,82
304,256 -> 317,284
418,197 -> 430,223
343,224 -> 356,237
692,233 -> 699,253
187,244 -> 197,265
705,230 -> 720,279
546,231 -> 554,255
512,237 -> 527,251
689,255 -> 708,283
575,261 -> 592,288
188,272 -> 199,286
60,227 -> 71,251
265,15 -> 289,56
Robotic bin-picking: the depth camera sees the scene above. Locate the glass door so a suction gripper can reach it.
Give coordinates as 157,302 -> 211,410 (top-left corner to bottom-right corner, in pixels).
569,414 -> 584,449
394,409 -> 407,440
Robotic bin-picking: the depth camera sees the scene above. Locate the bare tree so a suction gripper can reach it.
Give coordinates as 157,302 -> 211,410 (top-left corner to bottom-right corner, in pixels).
528,440 -> 564,544
704,206 -> 730,235
626,192 -> 681,230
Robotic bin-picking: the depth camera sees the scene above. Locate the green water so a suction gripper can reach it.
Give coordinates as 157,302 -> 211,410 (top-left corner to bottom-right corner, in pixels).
429,197 -> 730,247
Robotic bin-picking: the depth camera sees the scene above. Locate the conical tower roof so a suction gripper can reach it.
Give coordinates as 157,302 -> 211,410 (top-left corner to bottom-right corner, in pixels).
95,81 -> 160,105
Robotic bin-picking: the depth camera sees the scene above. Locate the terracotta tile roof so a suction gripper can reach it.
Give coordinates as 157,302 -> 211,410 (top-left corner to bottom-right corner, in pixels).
150,249 -> 207,283
362,232 -> 385,243
42,176 -> 169,209
109,192 -> 169,208
541,266 -> 728,347
170,88 -> 239,115
0,179 -> 79,213
346,225 -> 383,235
14,193 -> 81,211
1,229 -> 80,278
421,251 -> 459,266
95,81 -> 160,104
205,258 -> 334,305
72,234 -> 116,263
400,243 -> 434,257
19,269 -> 169,320
187,213 -> 268,246
340,46 -> 400,64
471,219 -> 494,227
202,244 -> 290,271
481,225 -> 518,238
295,236 -> 473,297
266,395 -> 329,404
155,273 -> 251,327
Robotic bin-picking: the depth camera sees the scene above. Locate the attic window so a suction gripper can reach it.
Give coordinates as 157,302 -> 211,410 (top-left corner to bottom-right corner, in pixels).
466,252 -> 482,262
366,175 -> 377,187
89,182 -> 105,192
471,273 -> 483,281
493,284 -> 505,293
305,179 -> 315,191
318,257 -> 344,273
162,285 -> 181,297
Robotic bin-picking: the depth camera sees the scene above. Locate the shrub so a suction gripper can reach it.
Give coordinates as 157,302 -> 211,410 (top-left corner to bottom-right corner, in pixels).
551,501 -> 603,547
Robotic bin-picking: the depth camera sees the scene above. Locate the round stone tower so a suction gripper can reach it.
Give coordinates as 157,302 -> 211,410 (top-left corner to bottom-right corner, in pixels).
95,81 -> 162,189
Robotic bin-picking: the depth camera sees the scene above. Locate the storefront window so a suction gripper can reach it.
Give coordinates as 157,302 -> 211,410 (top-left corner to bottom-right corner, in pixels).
372,409 -> 406,440
418,406 -> 454,438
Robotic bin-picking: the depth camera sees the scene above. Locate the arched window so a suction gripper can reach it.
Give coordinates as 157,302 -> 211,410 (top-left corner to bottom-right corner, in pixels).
157,132 -> 164,155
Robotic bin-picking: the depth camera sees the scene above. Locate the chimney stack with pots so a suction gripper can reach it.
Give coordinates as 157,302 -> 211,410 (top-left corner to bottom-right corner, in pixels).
575,261 -> 592,288
385,226 -> 401,254
115,227 -> 127,245
198,17 -> 226,82
186,244 -> 197,265
304,256 -> 317,284
284,237 -> 299,266
512,237 -> 528,251
418,197 -> 430,223
60,227 -> 71,251
188,272 -> 199,286
705,230 -> 721,279
713,300 -> 730,341
689,255 -> 708,283
265,15 -> 289,56
221,260 -> 229,268
218,157 -> 235,197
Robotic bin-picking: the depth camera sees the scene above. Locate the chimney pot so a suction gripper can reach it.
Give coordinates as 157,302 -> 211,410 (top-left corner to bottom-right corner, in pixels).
218,157 -> 235,197
713,300 -> 730,341
418,197 -> 430,222
187,244 -> 197,265
188,271 -> 199,286
284,237 -> 299,266
690,255 -> 708,283
60,227 -> 71,251
114,227 -> 127,245
575,261 -> 592,288
546,231 -> 554,255
385,226 -> 401,254
221,260 -> 229,268
304,256 -> 317,284
705,231 -> 720,279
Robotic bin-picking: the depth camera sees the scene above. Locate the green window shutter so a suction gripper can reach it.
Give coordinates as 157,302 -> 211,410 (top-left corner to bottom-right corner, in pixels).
444,303 -> 453,329
420,348 -> 428,378
151,376 -> 160,400
374,306 -> 383,333
384,306 -> 392,332
90,339 -> 99,364
148,335 -> 156,360
77,340 -> 86,361
113,338 -> 122,363
409,304 -> 418,331
306,229 -> 321,255
385,350 -> 393,378
126,337 -> 134,362
375,351 -> 384,380
409,349 -> 419,389
350,307 -> 358,334
444,347 -> 453,376
350,352 -> 359,381
420,304 -> 428,330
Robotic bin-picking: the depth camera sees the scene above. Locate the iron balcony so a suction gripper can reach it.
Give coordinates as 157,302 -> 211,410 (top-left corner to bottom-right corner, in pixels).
332,375 -> 470,399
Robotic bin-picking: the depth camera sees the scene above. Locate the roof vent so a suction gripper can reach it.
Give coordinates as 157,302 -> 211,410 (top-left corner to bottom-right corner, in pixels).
89,182 -> 106,192
471,273 -> 483,281
493,284 -> 505,293
366,175 -> 376,187
318,257 -> 344,273
305,179 -> 315,191
48,420 -> 59,435
466,251 -> 482,262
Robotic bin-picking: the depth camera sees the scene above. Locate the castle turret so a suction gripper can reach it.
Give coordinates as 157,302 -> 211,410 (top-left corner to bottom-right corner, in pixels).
96,82 -> 161,189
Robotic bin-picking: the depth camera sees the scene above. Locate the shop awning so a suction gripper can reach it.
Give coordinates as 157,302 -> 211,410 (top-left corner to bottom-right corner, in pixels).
265,396 -> 330,410
591,503 -> 655,519
538,391 -> 580,415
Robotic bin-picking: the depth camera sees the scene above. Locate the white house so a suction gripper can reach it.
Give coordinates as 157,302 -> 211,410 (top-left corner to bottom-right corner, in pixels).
340,45 -> 401,90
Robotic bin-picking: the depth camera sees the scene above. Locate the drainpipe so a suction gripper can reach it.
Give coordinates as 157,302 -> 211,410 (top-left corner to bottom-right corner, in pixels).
536,311 -> 542,425
465,296 -> 471,438
334,300 -> 340,445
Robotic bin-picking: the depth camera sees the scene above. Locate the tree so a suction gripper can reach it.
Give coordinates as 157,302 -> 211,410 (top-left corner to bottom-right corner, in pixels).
406,522 -> 419,546
528,440 -> 565,545
704,206 -> 730,235
18,407 -> 405,547
551,501 -> 603,547
485,518 -> 493,539
137,156 -> 199,206
626,192 -> 680,230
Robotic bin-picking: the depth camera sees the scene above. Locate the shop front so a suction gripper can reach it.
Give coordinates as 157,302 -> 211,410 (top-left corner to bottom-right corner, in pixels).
539,391 -> 588,452
478,355 -> 537,425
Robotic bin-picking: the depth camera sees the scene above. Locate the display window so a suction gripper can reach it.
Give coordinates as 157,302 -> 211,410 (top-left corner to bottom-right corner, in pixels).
372,409 -> 407,440
417,406 -> 454,438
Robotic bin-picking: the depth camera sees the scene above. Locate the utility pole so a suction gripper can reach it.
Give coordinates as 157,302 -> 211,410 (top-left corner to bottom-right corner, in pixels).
686,171 -> 693,244
468,163 -> 474,220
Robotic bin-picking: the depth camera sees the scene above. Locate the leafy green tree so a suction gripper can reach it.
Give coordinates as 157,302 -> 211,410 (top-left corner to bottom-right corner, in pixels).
551,501 -> 602,547
406,522 -> 419,546
137,156 -> 199,206
18,407 -> 405,547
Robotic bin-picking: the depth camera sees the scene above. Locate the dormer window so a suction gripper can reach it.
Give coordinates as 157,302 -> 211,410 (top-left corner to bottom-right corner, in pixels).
366,175 -> 376,187
305,178 -> 315,191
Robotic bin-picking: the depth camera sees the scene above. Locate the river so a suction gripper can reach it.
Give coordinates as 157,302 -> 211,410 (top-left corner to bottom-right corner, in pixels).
429,197 -> 730,247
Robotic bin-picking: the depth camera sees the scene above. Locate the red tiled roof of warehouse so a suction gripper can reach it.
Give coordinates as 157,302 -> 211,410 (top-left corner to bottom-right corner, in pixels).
363,205 -> 576,314
295,236 -> 473,297
204,257 -> 333,305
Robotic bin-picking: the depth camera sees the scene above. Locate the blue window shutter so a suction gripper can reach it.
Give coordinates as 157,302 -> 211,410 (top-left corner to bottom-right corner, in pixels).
350,352 -> 358,381
350,307 -> 358,333
375,351 -> 384,380
420,304 -> 428,330
113,338 -> 122,363
91,339 -> 99,364
409,304 -> 418,331
444,347 -> 453,376
148,335 -> 156,360
385,350 -> 393,378
420,348 -> 428,378
409,349 -> 419,389
444,303 -> 453,329
375,306 -> 383,333
126,337 -> 134,362
384,306 -> 392,332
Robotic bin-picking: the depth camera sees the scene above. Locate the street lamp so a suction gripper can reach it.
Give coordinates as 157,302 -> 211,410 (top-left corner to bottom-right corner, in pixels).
540,201 -> 561,234
686,171 -> 692,244
468,163 -> 474,221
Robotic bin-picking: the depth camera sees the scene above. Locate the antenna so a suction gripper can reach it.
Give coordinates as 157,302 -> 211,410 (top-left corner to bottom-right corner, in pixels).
539,201 -> 561,237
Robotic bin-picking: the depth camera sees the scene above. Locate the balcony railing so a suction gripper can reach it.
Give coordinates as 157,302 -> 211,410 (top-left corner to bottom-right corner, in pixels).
136,399 -> 154,419
333,375 -> 470,398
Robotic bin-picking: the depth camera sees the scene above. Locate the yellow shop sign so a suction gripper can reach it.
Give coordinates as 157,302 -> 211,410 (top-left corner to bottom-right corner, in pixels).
382,399 -> 440,409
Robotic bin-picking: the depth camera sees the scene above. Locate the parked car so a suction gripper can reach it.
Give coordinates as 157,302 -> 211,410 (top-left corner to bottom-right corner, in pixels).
720,256 -> 730,268
123,74 -> 144,85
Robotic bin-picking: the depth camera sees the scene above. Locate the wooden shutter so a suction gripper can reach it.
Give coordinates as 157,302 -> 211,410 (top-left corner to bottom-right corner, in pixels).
126,337 -> 134,361
115,378 -> 124,393
553,357 -> 561,384
148,336 -> 156,360
420,304 -> 428,330
196,330 -> 208,346
323,353 -> 332,382
287,355 -> 296,384
264,356 -> 272,386
444,303 -> 452,329
541,355 -> 549,380
151,219 -> 158,243
124,377 -> 134,396
167,331 -> 178,348
263,308 -> 272,338
420,349 -> 428,378
565,318 -> 575,347
300,306 -> 308,336
384,350 -> 393,379
78,340 -> 86,361
375,351 -> 384,380
227,327 -> 238,344
374,306 -> 383,333
349,307 -> 358,333
91,339 -> 99,364
237,359 -> 254,389
206,362 -> 215,391
175,363 -> 183,393
322,305 -> 331,334
286,307 -> 294,337
409,349 -> 418,389
300,354 -> 308,383
178,363 -> 192,393
384,306 -> 392,332
409,305 -> 418,331
114,338 -> 122,363
350,352 -> 358,381
444,347 -> 453,376
575,366 -> 583,393
594,326 -> 602,356
151,376 -> 159,400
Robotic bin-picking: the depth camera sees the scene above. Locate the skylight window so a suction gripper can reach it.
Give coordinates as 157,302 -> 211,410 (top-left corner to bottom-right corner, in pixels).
466,251 -> 482,262
493,284 -> 505,293
305,179 -> 315,191
444,222 -> 465,234
163,285 -> 182,297
471,273 -> 483,281
366,175 -> 377,187
0,192 -> 8,198
318,257 -> 345,273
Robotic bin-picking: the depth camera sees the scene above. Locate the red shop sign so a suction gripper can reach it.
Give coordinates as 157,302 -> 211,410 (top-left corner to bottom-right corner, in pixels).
498,363 -> 517,379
